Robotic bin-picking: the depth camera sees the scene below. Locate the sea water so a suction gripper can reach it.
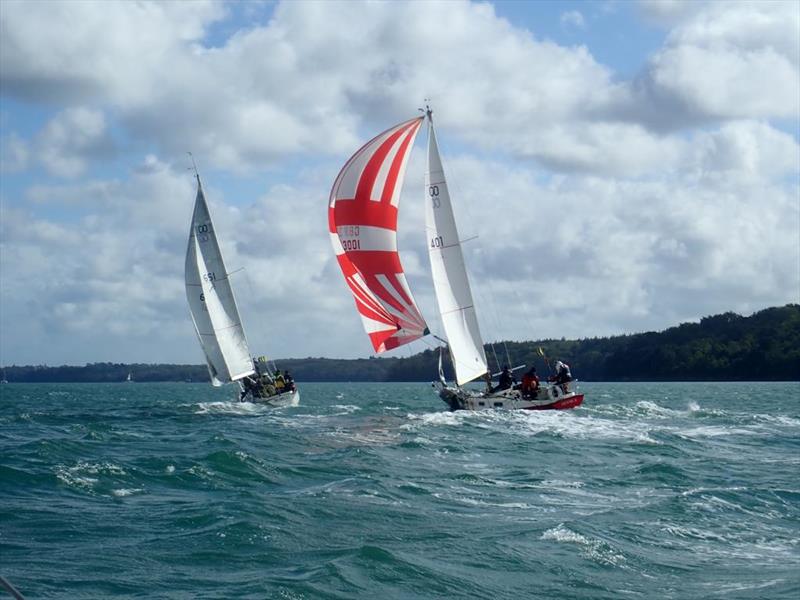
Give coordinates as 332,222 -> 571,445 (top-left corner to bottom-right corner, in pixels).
1,381 -> 798,599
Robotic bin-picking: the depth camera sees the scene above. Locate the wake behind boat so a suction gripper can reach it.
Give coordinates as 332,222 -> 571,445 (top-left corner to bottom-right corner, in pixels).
328,107 -> 583,412
184,165 -> 299,406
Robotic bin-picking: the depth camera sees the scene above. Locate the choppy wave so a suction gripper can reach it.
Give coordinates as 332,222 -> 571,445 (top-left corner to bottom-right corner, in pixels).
541,524 -> 627,566
2,381 -> 798,599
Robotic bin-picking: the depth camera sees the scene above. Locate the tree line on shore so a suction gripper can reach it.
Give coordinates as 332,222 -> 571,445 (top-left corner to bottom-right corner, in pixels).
3,305 -> 798,383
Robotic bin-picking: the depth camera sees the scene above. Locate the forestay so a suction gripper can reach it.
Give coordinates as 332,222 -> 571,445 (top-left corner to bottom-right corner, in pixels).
185,178 -> 255,385
425,117 -> 488,385
329,117 -> 429,353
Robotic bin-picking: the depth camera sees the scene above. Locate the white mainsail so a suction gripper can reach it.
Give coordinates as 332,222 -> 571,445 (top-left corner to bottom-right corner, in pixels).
185,177 -> 255,386
425,115 -> 489,385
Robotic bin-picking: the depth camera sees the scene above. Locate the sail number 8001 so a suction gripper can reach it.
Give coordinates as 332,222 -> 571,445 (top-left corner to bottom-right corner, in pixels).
341,239 -> 361,251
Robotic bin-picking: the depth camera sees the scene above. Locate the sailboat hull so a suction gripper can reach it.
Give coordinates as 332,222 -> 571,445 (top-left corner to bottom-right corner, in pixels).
436,383 -> 583,411
248,389 -> 300,407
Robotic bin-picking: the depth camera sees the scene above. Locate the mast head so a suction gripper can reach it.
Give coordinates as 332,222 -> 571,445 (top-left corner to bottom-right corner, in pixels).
418,99 -> 433,122
187,152 -> 201,186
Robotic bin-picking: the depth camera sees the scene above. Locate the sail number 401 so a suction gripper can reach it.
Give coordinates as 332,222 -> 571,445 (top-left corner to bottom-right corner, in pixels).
430,235 -> 444,248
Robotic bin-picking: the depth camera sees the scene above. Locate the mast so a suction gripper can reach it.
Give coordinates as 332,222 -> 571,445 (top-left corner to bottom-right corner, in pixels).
424,107 -> 489,386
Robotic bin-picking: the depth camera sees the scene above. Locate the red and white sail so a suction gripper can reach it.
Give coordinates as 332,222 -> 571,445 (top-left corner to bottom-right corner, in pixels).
329,117 -> 429,353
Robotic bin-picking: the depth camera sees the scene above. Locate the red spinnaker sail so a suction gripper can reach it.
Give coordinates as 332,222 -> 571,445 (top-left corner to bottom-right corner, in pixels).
329,117 -> 429,353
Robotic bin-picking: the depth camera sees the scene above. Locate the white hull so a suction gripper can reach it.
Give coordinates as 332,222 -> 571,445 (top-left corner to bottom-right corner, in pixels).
248,389 -> 300,407
435,382 -> 583,411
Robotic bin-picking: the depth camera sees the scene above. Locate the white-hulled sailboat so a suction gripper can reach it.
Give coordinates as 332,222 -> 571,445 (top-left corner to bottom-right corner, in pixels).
185,168 -> 299,406
329,108 -> 583,411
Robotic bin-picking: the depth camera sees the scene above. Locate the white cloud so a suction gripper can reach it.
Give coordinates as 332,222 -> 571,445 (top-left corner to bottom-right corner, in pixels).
635,1 -> 800,125
36,107 -> 114,177
0,0 -> 225,105
0,132 -> 29,173
0,157 -> 195,362
2,120 -> 798,364
560,10 -> 586,29
0,0 -> 628,174
691,120 -> 800,182
0,0 -> 798,366
637,0 -> 706,26
0,155 -> 363,363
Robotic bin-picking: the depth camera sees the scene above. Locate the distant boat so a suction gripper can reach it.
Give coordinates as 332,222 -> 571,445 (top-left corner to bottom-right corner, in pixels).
0,369 -> 7,384
184,167 -> 299,406
329,107 -> 582,411
125,372 -> 133,382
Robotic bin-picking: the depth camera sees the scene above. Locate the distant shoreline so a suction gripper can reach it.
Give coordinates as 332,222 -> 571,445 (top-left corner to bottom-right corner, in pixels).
3,304 -> 798,383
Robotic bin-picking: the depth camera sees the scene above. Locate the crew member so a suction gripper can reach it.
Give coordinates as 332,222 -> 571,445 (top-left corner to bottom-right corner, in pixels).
274,371 -> 286,393
553,360 -> 572,391
283,370 -> 295,392
497,365 -> 514,391
521,367 -> 540,399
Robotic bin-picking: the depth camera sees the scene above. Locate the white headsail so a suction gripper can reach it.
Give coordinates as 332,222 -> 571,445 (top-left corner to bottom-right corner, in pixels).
425,115 -> 488,385
185,177 -> 255,386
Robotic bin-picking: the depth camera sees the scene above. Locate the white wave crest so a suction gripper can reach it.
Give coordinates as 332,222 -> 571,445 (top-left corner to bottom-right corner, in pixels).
55,461 -> 126,491
330,404 -> 361,414
195,401 -> 274,415
112,488 -> 144,497
403,411 -> 467,428
541,524 -> 626,566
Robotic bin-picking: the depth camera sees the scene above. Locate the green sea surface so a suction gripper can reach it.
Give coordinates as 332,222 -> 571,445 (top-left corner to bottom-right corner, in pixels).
1,381 -> 798,599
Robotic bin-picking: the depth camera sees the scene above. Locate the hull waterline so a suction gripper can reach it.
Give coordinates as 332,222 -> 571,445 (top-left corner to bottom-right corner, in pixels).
248,389 -> 300,407
436,382 -> 583,412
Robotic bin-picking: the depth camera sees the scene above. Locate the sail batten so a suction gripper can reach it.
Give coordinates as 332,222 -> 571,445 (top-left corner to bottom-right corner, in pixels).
329,117 -> 429,353
185,179 -> 255,384
425,120 -> 488,385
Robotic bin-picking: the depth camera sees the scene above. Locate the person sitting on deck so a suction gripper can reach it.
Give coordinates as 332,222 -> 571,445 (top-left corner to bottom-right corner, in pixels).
496,365 -> 515,392
553,360 -> 573,392
253,369 -> 274,397
260,378 -> 276,397
521,367 -> 540,399
283,370 -> 295,392
483,372 -> 493,394
240,376 -> 258,401
274,371 -> 286,393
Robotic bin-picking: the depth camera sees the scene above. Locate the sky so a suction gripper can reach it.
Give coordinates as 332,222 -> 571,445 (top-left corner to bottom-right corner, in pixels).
1,0 -> 798,367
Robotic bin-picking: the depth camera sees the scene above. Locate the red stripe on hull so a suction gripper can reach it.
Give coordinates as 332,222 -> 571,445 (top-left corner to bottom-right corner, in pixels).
522,394 -> 584,411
